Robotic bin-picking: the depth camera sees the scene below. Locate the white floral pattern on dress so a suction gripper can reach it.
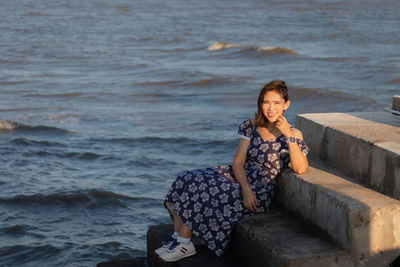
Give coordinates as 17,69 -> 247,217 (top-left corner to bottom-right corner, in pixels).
164,119 -> 310,256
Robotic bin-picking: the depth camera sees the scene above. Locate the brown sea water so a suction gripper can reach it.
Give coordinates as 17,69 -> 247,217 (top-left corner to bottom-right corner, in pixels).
0,0 -> 399,266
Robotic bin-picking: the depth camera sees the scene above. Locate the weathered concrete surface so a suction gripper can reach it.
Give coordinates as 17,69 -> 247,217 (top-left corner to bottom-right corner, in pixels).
147,224 -> 242,267
295,112 -> 400,199
232,209 -> 352,267
393,96 -> 400,112
278,158 -> 400,266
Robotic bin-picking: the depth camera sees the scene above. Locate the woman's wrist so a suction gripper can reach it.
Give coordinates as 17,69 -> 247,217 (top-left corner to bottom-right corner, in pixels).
283,129 -> 294,138
240,184 -> 252,193
239,182 -> 250,191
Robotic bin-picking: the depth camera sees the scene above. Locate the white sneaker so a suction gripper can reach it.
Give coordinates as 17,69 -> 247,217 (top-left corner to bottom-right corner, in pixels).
159,239 -> 196,262
154,236 -> 176,256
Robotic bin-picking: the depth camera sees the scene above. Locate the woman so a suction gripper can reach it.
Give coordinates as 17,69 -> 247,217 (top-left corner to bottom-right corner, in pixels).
156,80 -> 309,262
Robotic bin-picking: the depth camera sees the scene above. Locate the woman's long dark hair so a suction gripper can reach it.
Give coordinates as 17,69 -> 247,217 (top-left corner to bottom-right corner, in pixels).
254,80 -> 289,127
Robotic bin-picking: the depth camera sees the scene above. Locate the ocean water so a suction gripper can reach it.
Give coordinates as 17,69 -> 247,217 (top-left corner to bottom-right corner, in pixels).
0,0 -> 399,266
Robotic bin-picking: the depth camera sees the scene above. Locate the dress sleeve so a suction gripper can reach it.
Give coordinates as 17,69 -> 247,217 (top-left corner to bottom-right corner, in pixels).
237,119 -> 253,140
297,139 -> 310,156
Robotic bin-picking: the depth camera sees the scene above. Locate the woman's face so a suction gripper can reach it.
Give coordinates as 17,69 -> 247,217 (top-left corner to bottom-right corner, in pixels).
262,90 -> 290,123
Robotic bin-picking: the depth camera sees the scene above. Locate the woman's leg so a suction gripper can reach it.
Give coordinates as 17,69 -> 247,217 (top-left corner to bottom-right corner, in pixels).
155,209 -> 183,255
173,210 -> 192,238
172,210 -> 183,233
160,211 -> 195,262
179,223 -> 192,239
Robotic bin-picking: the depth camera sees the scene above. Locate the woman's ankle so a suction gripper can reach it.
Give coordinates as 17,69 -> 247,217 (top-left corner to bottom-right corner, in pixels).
177,235 -> 191,244
172,232 -> 179,239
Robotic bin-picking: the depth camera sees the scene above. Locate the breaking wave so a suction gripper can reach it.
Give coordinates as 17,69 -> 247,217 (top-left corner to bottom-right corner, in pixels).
0,189 -> 157,208
207,41 -> 297,55
0,119 -> 19,130
0,119 -> 70,134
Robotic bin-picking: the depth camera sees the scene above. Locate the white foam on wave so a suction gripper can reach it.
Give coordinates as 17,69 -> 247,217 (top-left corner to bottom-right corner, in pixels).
257,46 -> 297,54
0,118 -> 71,134
0,119 -> 19,131
207,41 -> 244,51
207,41 -> 297,55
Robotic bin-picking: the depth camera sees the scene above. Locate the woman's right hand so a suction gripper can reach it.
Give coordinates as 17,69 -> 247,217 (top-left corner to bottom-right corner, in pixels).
233,138 -> 258,212
242,186 -> 259,212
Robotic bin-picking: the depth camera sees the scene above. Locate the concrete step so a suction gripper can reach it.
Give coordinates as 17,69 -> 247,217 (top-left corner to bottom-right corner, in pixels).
296,111 -> 400,199
147,210 -> 352,267
146,224 -> 242,267
278,158 -> 400,266
232,209 -> 352,267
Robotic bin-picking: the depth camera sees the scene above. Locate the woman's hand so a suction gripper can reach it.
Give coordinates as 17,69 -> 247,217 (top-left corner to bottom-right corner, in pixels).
276,116 -> 309,174
233,138 -> 257,212
276,115 -> 293,138
242,186 -> 259,212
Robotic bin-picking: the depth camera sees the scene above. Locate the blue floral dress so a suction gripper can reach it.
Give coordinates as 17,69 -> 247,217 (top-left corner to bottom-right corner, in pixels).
164,119 -> 309,256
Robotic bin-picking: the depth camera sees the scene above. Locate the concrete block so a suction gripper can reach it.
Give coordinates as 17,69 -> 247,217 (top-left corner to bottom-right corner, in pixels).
370,142 -> 400,198
393,96 -> 400,112
295,114 -> 327,160
232,209 -> 352,267
278,159 -> 400,266
295,112 -> 400,199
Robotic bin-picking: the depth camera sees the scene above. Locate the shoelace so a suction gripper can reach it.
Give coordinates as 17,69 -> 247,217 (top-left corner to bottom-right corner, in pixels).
166,239 -> 180,252
162,236 -> 175,247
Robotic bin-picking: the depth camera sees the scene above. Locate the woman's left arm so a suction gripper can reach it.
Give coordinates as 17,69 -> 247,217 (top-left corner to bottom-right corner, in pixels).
276,116 -> 308,174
